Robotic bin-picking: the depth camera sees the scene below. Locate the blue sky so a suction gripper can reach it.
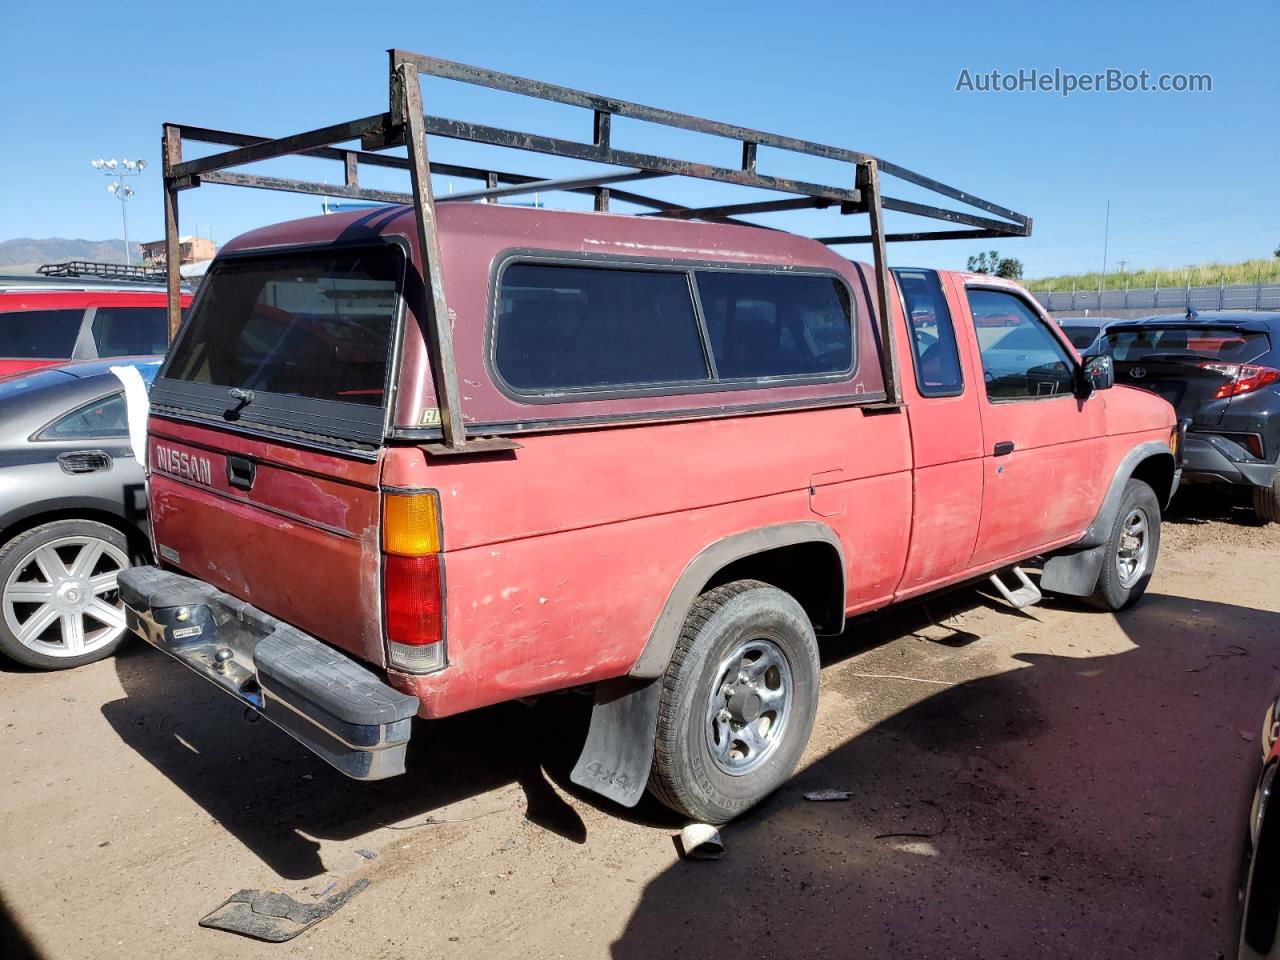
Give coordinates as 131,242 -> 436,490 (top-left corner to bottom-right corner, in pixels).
1,0 -> 1276,281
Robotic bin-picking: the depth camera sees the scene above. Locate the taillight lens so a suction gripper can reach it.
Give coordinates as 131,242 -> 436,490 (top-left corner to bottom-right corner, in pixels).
382,490 -> 446,673
1201,362 -> 1280,400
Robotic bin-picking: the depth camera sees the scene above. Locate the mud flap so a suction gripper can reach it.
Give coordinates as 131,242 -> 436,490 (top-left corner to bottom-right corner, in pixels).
569,677 -> 661,808
1041,544 -> 1107,598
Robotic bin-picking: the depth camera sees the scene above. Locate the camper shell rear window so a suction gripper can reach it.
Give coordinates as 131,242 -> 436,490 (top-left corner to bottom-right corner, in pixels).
152,243 -> 404,447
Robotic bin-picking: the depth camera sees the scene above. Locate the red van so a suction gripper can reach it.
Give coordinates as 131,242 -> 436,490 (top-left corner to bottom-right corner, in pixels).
116,52 -> 1180,824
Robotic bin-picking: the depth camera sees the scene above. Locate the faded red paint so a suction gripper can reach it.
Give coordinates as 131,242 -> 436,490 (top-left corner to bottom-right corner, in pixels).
150,204 -> 1175,721
146,420 -> 386,666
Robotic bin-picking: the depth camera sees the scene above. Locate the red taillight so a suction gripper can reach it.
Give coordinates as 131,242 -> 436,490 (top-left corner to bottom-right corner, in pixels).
385,553 -> 442,644
1202,363 -> 1280,400
382,490 -> 446,673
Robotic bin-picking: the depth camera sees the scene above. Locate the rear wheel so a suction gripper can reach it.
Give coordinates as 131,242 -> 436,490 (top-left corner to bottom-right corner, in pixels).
1090,479 -> 1161,612
648,580 -> 820,824
1253,474 -> 1280,524
0,520 -> 132,670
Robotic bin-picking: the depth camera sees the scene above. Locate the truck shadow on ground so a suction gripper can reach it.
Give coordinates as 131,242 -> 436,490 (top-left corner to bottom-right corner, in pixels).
102,645 -> 590,880
610,592 -> 1279,960
98,585 -> 1024,881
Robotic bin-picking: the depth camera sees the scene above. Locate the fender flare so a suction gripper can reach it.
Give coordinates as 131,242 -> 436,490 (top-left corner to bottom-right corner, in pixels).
1041,441 -> 1175,597
1074,441 -> 1176,549
627,520 -> 846,680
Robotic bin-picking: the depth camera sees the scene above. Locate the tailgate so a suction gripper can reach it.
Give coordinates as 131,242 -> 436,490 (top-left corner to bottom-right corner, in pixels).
144,242 -> 405,667
147,421 -> 385,664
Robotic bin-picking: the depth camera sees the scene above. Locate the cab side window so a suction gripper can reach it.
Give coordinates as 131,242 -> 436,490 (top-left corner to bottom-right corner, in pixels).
38,393 -> 129,440
967,289 -> 1075,400
896,269 -> 963,397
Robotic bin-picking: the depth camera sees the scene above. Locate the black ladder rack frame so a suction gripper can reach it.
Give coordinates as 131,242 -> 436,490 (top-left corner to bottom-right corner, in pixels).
162,48 -> 1031,453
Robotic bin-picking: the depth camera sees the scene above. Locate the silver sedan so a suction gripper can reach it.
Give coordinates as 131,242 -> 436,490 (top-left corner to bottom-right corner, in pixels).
0,357 -> 159,669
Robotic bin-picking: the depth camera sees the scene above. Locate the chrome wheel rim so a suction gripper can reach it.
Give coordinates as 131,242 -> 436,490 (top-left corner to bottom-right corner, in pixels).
705,637 -> 793,776
3,536 -> 129,658
1116,508 -> 1150,588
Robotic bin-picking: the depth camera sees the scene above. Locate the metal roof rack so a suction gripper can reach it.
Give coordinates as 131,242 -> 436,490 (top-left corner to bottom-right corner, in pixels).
162,48 -> 1032,453
38,260 -> 167,283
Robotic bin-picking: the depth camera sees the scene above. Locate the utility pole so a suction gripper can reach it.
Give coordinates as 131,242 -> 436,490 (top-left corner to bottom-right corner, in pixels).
1100,199 -> 1111,292
91,158 -> 146,265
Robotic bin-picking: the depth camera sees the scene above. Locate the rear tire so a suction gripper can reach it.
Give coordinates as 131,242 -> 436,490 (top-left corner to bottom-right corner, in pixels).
1253,474 -> 1280,524
1089,479 -> 1161,612
648,580 -> 820,825
0,520 -> 132,670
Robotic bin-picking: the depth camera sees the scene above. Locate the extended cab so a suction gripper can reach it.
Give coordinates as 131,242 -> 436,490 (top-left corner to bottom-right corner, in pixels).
117,53 -> 1178,823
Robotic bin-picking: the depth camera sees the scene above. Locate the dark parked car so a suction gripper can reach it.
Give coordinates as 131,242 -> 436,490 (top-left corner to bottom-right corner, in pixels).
1098,312 -> 1280,522
1056,315 -> 1122,351
0,357 -> 159,669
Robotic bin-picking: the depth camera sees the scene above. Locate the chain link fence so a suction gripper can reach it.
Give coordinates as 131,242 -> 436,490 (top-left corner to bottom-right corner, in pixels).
1034,283 -> 1280,314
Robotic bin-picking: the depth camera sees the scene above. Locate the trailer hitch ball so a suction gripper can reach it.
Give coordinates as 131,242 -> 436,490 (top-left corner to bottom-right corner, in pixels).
213,647 -> 234,674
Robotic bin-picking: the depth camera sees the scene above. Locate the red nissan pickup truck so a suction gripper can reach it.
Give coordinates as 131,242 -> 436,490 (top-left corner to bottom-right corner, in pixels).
116,54 -> 1179,824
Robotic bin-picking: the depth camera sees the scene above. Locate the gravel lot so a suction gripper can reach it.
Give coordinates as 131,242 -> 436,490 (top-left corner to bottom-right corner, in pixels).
3,491 -> 1279,960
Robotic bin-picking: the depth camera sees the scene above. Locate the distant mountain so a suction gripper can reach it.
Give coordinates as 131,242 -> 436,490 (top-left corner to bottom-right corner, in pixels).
0,237 -> 144,272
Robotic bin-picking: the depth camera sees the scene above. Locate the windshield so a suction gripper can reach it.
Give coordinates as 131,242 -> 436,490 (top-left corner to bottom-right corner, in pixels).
1105,326 -> 1270,363
165,246 -> 402,407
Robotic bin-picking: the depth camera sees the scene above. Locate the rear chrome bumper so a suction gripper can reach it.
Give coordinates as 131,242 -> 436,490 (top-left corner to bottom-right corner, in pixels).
118,566 -> 419,780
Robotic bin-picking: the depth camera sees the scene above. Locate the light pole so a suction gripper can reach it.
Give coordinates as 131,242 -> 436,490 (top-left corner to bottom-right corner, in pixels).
91,158 -> 146,265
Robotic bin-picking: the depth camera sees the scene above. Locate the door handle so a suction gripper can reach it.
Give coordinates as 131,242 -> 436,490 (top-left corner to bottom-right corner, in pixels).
226,455 -> 256,490
993,441 -> 1016,457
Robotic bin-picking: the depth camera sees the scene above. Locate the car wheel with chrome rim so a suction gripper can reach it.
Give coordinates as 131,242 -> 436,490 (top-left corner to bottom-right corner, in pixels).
0,519 -> 132,670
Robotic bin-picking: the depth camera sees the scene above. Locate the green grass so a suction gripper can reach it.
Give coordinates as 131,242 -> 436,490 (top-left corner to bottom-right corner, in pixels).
1024,258 -> 1280,292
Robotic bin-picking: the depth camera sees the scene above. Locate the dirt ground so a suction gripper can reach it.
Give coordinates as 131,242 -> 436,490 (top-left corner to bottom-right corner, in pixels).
3,489 -> 1280,960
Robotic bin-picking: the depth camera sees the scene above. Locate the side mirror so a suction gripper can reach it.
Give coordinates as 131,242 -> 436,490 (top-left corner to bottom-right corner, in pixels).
1079,354 -> 1115,395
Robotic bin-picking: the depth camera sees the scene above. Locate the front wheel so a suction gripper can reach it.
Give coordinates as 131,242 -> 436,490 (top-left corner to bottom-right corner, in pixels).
0,520 -> 132,670
1090,479 -> 1161,612
647,580 -> 820,824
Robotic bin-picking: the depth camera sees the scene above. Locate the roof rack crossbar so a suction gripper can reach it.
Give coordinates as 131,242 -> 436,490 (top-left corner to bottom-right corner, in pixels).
161,48 -> 1034,452
875,159 -> 1029,229
639,196 -> 842,221
417,114 -> 864,204
199,170 -> 415,205
879,197 -> 1028,235
169,114 -> 390,181
819,228 -> 1018,245
444,168 -> 659,202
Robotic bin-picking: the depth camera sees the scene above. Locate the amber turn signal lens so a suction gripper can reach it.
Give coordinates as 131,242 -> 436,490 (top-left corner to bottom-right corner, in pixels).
383,491 -> 441,556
